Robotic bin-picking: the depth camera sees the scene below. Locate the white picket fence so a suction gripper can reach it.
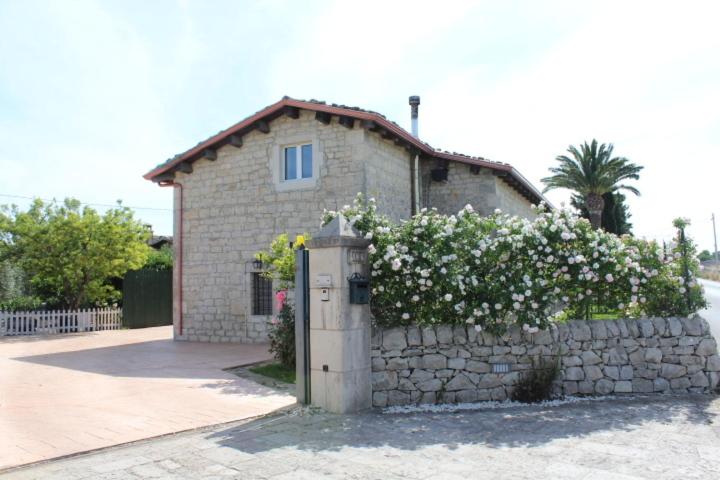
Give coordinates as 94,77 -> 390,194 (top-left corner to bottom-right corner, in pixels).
0,308 -> 122,336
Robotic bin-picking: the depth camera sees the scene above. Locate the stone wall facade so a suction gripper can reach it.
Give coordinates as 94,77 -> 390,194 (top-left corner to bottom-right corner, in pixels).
171,109 -> 539,343
421,160 -> 537,218
371,317 -> 720,407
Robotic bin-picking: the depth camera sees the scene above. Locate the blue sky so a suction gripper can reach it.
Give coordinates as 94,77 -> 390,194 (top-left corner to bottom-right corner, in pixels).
0,0 -> 718,251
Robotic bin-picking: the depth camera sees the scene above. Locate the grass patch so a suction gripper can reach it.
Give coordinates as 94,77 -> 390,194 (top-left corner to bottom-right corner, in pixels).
249,363 -> 296,384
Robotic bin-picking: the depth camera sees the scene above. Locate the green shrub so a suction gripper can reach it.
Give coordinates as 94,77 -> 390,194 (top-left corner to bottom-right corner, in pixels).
268,292 -> 295,368
0,295 -> 44,312
511,357 -> 560,403
322,194 -> 707,333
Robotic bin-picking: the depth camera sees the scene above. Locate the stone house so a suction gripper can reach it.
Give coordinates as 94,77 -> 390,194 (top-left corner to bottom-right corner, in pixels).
144,97 -> 546,343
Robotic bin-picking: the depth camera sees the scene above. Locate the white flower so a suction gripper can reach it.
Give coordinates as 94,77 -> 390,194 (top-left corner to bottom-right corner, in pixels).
396,302 -> 402,307
391,258 -> 402,271
368,244 -> 376,254
412,295 -> 420,302
402,313 -> 410,320
494,303 -> 503,310
364,232 -> 373,240
605,273 -> 614,283
426,280 -> 433,287
444,293 -> 453,302
440,267 -> 447,274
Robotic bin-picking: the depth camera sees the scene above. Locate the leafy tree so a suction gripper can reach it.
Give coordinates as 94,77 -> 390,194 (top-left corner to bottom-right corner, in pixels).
571,191 -> 633,235
0,198 -> 151,309
143,245 -> 173,270
255,233 -> 307,289
698,250 -> 713,262
542,139 -> 643,229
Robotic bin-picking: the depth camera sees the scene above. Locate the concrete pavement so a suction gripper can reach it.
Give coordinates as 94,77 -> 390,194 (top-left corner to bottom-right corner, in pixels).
2,394 -> 719,479
0,327 -> 295,470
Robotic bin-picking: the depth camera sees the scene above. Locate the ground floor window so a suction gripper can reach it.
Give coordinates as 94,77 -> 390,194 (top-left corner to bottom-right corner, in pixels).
252,272 -> 273,315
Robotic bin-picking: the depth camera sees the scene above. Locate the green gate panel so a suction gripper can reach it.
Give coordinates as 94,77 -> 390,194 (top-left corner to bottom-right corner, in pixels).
122,269 -> 172,329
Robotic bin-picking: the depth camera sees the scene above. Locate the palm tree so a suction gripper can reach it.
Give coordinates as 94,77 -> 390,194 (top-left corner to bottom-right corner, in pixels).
542,140 -> 643,229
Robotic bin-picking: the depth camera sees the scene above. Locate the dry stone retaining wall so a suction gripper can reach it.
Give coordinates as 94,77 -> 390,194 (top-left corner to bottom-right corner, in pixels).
371,317 -> 720,407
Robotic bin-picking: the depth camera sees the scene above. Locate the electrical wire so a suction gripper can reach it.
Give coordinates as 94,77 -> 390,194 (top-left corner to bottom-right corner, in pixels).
0,193 -> 172,212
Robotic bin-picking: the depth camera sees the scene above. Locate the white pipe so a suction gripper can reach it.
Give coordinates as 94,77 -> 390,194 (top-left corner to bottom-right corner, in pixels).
409,96 -> 421,214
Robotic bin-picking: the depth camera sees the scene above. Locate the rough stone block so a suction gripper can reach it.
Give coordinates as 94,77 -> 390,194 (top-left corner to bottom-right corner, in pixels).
670,377 -> 691,390
614,381 -> 632,393
372,371 -> 398,391
409,369 -> 434,382
478,374 -> 502,389
563,355 -> 582,367
417,379 -> 443,392
436,369 -> 454,379
607,346 -> 629,365
452,325 -> 468,344
448,357 -> 466,370
465,360 -> 491,373
620,365 -> 634,380
681,317 -> 704,336
584,366 -> 603,381
652,317 -> 667,336
456,389 -> 478,403
652,377 -> 669,392
644,348 -> 662,364
581,351 -> 601,366
422,354 -> 447,370
373,391 -> 387,407
445,373 -> 477,391
565,367 -> 585,381
638,319 -> 655,338
422,327 -> 437,346
407,327 -> 422,346
371,357 -> 386,372
696,338 -> 717,356
570,321 -> 592,341
578,381 -> 595,394
595,379 -> 615,395
627,320 -> 640,338
398,378 -> 417,391
589,321 -> 608,340
382,328 -> 407,351
387,390 -> 411,406
660,363 -> 687,379
667,318 -> 683,337
631,378 -> 653,393
603,366 -> 620,380
490,386 -> 507,401
532,329 -> 554,345
386,357 -> 409,370
419,392 -> 437,404
690,371 -> 709,387
706,355 -> 720,371
436,325 -> 453,344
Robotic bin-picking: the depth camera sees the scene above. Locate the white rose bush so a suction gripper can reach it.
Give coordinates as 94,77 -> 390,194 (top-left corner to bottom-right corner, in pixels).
322,194 -> 707,335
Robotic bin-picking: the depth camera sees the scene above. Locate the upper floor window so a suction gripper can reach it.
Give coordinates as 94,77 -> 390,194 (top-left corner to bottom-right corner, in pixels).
284,144 -> 313,181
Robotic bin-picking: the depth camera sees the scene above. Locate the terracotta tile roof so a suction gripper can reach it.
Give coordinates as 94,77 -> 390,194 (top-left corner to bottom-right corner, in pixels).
144,97 -> 546,204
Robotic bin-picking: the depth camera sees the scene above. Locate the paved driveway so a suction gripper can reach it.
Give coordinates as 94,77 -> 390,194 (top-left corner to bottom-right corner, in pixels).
2,394 -> 719,479
0,327 -> 295,470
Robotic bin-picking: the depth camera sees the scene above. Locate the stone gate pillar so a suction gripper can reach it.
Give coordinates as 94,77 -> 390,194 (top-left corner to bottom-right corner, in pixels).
305,216 -> 372,413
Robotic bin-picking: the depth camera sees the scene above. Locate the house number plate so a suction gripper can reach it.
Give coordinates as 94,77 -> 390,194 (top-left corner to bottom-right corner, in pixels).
348,249 -> 368,264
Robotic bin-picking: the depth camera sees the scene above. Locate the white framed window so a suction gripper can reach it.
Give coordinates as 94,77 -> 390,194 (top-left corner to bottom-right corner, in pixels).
283,144 -> 313,181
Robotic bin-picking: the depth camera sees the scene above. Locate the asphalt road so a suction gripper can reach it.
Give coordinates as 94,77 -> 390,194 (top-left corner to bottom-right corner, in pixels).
700,278 -> 720,338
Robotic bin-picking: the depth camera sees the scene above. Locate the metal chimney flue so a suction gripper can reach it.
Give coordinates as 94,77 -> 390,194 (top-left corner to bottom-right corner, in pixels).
409,95 -> 420,137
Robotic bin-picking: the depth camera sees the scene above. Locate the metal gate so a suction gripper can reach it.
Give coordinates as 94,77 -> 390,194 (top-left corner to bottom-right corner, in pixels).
122,269 -> 173,329
295,247 -> 311,404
